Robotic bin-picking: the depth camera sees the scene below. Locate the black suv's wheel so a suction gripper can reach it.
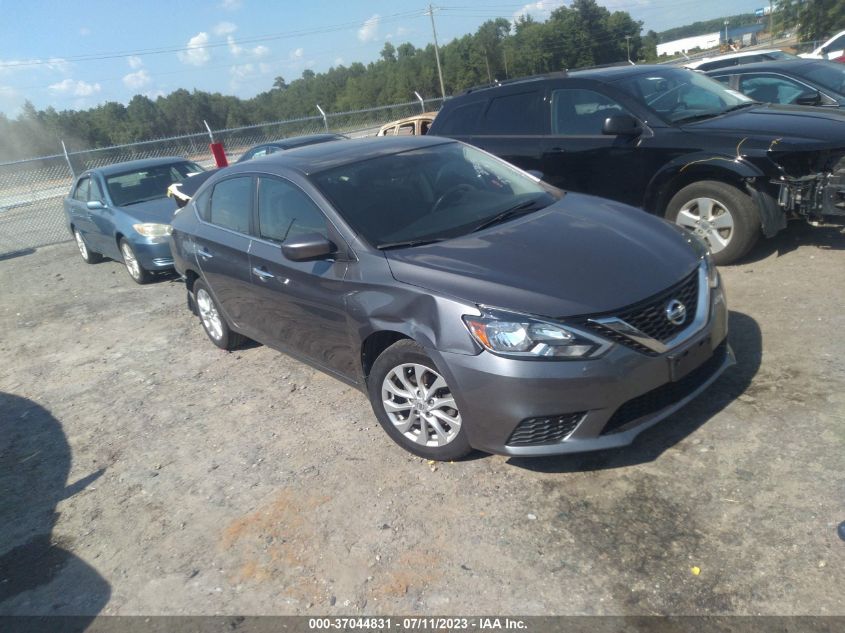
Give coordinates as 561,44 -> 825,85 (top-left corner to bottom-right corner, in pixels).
368,339 -> 473,461
73,228 -> 103,264
193,279 -> 245,350
665,180 -> 760,265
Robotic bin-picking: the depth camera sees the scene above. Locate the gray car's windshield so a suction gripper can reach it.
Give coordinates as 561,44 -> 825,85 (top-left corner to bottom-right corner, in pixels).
106,161 -> 204,206
616,68 -> 753,123
310,143 -> 560,248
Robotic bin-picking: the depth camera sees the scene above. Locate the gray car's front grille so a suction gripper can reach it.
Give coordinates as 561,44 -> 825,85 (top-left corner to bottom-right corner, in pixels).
507,413 -> 586,446
573,269 -> 700,356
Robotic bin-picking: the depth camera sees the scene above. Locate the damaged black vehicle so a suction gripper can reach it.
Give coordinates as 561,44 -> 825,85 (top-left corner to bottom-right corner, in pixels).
430,65 -> 845,264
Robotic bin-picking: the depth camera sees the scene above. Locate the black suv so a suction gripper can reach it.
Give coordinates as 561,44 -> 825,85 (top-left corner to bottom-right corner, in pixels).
430,65 -> 845,264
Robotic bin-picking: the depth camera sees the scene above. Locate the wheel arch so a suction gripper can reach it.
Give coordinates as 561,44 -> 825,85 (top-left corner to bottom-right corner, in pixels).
361,331 -> 412,383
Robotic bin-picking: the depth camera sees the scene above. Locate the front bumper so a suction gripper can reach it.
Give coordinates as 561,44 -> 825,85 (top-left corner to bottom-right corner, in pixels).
432,284 -> 732,456
130,237 -> 174,270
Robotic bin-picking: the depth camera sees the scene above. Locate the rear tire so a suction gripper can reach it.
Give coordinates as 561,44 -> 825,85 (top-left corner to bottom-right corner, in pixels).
368,339 -> 473,461
193,279 -> 245,350
665,180 -> 760,265
73,228 -> 103,264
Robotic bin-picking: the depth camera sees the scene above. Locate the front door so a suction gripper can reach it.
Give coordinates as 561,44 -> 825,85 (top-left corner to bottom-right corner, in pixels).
247,176 -> 355,378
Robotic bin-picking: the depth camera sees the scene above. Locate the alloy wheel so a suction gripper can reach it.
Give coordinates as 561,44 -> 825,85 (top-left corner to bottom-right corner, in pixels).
675,197 -> 734,254
195,288 -> 223,341
381,363 -> 462,447
74,230 -> 89,259
121,242 -> 142,281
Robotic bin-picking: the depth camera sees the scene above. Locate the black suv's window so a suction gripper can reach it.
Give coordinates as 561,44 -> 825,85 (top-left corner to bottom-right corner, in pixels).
436,101 -> 483,135
551,89 -> 629,135
73,177 -> 90,202
481,91 -> 543,134
738,73 -> 809,104
209,176 -> 252,234
257,177 -> 327,243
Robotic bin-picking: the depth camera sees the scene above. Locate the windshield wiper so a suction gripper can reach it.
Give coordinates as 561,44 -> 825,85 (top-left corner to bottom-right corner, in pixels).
674,102 -> 756,124
377,237 -> 447,250
471,198 -> 547,233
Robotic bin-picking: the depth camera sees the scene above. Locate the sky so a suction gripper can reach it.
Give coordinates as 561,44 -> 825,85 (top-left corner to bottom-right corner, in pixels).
0,0 -> 770,117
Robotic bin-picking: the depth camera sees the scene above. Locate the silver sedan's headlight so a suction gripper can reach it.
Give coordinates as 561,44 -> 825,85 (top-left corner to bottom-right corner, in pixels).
132,223 -> 172,237
463,309 -> 610,359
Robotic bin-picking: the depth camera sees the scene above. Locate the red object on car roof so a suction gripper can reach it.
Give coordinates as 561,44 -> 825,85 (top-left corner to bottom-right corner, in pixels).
210,142 -> 228,167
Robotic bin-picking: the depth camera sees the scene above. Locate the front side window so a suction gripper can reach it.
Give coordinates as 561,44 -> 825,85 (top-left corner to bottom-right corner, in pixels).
310,142 -> 559,248
397,123 -> 415,136
73,177 -> 90,202
89,177 -> 103,202
209,176 -> 252,234
257,177 -> 327,243
738,74 -> 808,104
802,62 -> 845,95
551,88 -> 630,135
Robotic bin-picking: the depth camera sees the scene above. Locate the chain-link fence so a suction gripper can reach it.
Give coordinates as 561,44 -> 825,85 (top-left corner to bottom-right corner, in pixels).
0,97 -> 444,258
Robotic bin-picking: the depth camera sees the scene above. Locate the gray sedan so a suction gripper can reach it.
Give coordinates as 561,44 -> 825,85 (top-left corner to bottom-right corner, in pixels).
170,136 -> 733,460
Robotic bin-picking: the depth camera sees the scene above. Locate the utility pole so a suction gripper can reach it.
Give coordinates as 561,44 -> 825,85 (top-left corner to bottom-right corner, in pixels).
503,49 -> 509,79
428,4 -> 446,99
769,0 -> 774,45
625,35 -> 631,62
724,20 -> 729,46
483,47 -> 492,83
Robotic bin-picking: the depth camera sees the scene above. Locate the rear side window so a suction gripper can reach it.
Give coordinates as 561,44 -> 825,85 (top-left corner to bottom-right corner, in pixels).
481,91 -> 543,134
209,176 -> 252,234
436,101 -> 483,135
257,177 -> 327,243
551,88 -> 629,135
397,123 -> 415,136
73,177 -> 90,201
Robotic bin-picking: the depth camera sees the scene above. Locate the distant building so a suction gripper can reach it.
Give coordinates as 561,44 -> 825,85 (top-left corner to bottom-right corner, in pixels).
657,32 -> 721,57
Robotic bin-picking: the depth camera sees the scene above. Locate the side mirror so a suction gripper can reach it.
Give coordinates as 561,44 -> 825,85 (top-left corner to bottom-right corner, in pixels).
86,200 -> 105,210
602,114 -> 642,136
281,233 -> 336,261
526,169 -> 544,180
794,90 -> 822,106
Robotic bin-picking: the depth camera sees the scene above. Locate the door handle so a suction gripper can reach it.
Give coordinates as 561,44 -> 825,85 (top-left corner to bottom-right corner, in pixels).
252,266 -> 275,281
548,147 -> 566,154
198,248 -> 213,259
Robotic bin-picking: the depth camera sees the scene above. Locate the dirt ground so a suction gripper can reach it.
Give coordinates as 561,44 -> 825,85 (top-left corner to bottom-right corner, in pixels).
0,221 -> 843,617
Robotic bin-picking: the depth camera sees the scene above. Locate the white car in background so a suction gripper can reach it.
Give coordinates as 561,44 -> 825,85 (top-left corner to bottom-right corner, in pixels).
800,30 -> 845,60
685,49 -> 797,72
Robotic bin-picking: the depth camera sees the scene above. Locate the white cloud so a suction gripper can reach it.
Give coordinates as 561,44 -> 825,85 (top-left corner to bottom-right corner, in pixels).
334,57 -> 344,66
79,26 -> 91,36
220,0 -> 242,10
252,45 -> 269,58
258,62 -> 271,74
396,26 -> 410,37
512,0 -> 564,25
123,69 -> 151,90
177,32 -> 211,66
358,14 -> 380,42
230,63 -> 255,81
227,35 -> 243,57
0,57 -> 69,77
0,84 -> 23,114
214,21 -> 237,36
49,78 -> 101,97
289,47 -> 304,60
127,55 -> 143,69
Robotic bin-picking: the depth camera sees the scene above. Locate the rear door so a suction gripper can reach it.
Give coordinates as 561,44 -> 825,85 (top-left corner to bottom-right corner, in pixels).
247,175 -> 355,377
192,175 -> 257,336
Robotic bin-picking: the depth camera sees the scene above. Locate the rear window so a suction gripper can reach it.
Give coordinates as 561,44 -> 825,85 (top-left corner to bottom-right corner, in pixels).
435,101 -> 483,135
480,91 -> 543,134
802,62 -> 845,94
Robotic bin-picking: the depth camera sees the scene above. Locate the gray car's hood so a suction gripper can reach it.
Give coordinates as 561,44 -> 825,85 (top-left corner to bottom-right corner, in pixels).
384,194 -> 700,318
115,196 -> 178,223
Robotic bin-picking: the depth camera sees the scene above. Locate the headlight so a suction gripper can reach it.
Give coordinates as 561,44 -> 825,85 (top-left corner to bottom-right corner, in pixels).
463,309 -> 609,359
682,228 -> 719,289
704,251 -> 719,289
132,223 -> 172,237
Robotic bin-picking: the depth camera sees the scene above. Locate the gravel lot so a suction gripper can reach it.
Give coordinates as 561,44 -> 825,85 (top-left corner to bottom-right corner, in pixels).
1,221 -> 843,617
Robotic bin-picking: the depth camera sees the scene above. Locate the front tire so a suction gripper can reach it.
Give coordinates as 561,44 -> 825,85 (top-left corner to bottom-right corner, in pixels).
193,279 -> 245,350
368,339 -> 472,461
119,238 -> 152,284
665,180 -> 760,265
74,228 -> 103,264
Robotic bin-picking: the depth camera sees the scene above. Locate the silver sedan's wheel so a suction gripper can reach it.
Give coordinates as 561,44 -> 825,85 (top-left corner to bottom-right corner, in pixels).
381,362 -> 462,447
674,197 -> 735,254
196,287 -> 224,342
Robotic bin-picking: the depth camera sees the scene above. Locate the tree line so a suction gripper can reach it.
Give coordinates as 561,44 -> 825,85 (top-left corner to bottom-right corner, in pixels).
0,0 -> 838,162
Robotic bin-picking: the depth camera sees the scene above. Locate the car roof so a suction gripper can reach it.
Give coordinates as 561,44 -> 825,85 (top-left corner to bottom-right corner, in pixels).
263,133 -> 346,149
704,58 -> 827,75
224,136 -> 455,176
685,49 -> 787,68
91,156 -> 192,176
